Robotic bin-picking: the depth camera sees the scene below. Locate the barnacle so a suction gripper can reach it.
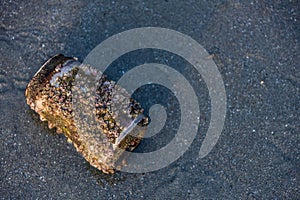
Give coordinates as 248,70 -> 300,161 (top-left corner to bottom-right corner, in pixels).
25,54 -> 149,173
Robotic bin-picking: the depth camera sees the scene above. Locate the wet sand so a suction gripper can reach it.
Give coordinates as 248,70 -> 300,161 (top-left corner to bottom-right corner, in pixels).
1,0 -> 299,199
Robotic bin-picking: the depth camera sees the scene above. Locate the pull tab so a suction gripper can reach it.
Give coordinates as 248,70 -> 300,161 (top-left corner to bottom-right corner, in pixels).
113,114 -> 145,149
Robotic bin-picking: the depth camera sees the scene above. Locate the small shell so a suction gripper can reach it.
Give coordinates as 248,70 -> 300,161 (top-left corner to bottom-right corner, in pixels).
25,54 -> 149,173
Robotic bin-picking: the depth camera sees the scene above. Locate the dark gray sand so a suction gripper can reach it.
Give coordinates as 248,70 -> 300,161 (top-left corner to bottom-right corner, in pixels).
1,1 -> 299,199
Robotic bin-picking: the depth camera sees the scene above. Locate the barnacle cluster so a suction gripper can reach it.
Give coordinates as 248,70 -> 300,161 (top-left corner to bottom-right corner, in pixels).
25,54 -> 148,173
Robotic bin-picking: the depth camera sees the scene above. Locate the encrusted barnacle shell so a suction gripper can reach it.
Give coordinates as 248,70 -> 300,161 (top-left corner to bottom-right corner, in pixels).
25,54 -> 149,173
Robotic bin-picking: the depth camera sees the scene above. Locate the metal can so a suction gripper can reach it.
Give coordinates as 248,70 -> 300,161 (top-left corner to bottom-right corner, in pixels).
25,54 -> 149,173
